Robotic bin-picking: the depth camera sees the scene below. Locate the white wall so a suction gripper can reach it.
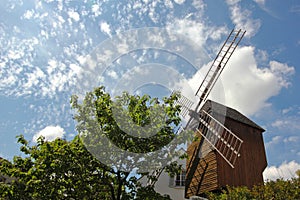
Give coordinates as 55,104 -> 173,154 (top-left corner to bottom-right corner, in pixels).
154,170 -> 187,200
140,156 -> 188,200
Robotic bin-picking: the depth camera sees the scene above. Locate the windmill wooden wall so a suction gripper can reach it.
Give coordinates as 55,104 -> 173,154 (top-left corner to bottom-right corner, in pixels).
185,100 -> 267,198
186,138 -> 218,196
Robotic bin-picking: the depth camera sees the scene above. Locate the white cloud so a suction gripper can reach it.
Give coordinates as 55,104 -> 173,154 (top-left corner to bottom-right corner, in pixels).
290,5 -> 300,13
253,0 -> 279,18
271,117 -> 300,131
68,10 -> 80,22
69,63 -> 82,77
168,18 -> 228,49
23,9 -> 35,19
33,125 -> 65,142
266,135 -> 282,148
148,1 -> 160,23
0,72 -> 17,88
283,136 -> 299,143
164,0 -> 174,9
271,120 -> 286,128
23,68 -> 46,91
107,70 -> 118,79
174,0 -> 185,5
207,46 -> 295,116
255,49 -> 269,63
253,0 -> 265,6
270,61 -> 295,75
168,19 -> 207,47
270,61 -> 295,87
192,0 -> 206,12
263,160 -> 300,181
91,4 -> 102,17
226,0 -> 241,5
226,0 -> 261,37
7,49 -> 24,60
186,45 -> 295,118
100,21 -> 111,37
282,107 -> 293,114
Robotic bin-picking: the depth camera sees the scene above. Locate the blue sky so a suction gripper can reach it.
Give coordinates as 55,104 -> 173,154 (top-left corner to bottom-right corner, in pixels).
0,0 -> 299,181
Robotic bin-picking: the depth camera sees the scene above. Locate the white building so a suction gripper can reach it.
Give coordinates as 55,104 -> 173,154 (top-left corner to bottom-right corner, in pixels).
153,168 -> 187,200
139,153 -> 188,200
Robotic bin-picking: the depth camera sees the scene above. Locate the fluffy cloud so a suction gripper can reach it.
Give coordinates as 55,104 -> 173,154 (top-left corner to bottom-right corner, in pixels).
272,118 -> 300,131
168,18 -> 228,49
107,70 -> 118,80
253,0 -> 265,6
209,46 -> 294,116
100,21 -> 111,37
265,135 -> 282,148
290,5 -> 300,13
68,10 -> 80,22
263,160 -> 300,181
186,45 -> 295,117
226,0 -> 261,37
33,125 -> 65,142
283,136 -> 299,143
174,0 -> 185,5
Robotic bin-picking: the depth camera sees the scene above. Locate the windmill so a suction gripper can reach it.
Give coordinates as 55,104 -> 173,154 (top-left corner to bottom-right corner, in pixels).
174,29 -> 246,198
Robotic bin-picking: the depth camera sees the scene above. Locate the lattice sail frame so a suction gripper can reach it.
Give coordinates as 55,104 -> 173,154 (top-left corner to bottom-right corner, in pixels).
197,110 -> 243,168
174,29 -> 246,168
195,29 -> 246,107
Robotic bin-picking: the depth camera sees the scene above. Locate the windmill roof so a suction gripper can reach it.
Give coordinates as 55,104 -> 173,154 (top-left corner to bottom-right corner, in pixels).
201,100 -> 265,132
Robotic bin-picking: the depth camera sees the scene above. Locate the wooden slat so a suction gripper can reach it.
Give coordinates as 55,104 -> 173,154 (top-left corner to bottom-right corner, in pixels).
186,148 -> 219,197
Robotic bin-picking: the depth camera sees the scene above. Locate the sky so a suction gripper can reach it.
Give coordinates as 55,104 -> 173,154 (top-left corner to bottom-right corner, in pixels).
0,0 -> 299,181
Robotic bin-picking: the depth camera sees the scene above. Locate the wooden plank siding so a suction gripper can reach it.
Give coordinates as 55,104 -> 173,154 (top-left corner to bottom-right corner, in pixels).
186,135 -> 219,197
185,101 -> 267,198
216,117 -> 267,189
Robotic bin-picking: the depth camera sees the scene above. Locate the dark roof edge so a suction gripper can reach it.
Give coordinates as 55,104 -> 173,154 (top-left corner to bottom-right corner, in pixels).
202,100 -> 265,132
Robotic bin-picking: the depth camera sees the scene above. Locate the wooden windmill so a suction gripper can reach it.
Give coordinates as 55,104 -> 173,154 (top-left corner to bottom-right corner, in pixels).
174,29 -> 266,198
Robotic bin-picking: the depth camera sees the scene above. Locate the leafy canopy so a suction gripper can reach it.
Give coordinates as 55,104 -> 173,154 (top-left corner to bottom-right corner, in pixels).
0,86 -> 187,200
70,86 -> 188,173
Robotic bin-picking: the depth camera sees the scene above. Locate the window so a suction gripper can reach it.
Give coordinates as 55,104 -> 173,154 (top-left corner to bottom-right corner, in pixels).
169,170 -> 186,187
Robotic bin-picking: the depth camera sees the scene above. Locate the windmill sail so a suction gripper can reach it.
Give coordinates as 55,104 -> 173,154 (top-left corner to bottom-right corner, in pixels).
197,110 -> 243,168
184,110 -> 243,197
175,29 -> 246,132
195,29 -> 246,109
174,93 -> 194,118
172,29 -> 246,198
175,28 -> 246,137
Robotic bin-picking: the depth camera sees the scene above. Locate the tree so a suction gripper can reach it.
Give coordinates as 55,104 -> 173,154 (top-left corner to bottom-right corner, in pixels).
0,135 -> 176,199
0,135 -> 116,199
205,173 -> 300,200
70,86 -> 187,199
0,86 -> 188,199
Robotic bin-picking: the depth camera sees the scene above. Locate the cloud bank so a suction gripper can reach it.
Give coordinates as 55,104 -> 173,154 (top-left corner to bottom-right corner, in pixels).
211,46 -> 294,116
33,125 -> 65,143
263,160 -> 300,181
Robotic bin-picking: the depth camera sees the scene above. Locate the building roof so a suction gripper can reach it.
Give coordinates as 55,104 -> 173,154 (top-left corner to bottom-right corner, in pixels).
201,100 -> 265,132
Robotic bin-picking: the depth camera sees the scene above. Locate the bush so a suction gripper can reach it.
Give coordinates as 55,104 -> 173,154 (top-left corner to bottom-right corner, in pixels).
206,173 -> 300,200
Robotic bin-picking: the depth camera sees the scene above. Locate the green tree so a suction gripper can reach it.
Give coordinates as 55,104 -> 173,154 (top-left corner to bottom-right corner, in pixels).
205,173 -> 300,200
70,86 -> 186,199
0,135 -> 114,199
0,136 -> 176,199
0,86 -> 187,199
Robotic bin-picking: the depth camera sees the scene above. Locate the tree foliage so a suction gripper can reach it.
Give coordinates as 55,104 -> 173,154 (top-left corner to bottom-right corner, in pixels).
206,174 -> 300,200
0,86 -> 186,199
0,135 -> 176,200
70,87 -> 185,165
